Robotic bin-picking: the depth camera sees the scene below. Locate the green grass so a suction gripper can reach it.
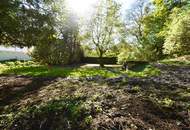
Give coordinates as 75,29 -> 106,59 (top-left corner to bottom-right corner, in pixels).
0,61 -> 119,78
160,56 -> 190,66
160,60 -> 190,66
0,61 -> 161,78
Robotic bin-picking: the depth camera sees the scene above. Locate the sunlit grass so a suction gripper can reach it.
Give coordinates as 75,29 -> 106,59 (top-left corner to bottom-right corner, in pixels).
0,61 -> 161,78
0,61 -> 119,78
160,55 -> 190,66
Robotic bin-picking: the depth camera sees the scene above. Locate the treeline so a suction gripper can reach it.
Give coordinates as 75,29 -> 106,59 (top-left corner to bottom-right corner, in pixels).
82,0 -> 190,64
112,0 -> 190,63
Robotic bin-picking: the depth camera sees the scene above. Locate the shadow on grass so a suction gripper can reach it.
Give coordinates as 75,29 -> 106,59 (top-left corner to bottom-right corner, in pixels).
130,63 -> 150,72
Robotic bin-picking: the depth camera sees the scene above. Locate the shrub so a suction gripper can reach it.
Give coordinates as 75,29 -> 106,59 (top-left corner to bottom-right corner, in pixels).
31,40 -> 83,65
118,48 -> 149,64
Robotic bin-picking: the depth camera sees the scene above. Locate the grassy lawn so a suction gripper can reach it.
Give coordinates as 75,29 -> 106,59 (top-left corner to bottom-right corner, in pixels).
160,60 -> 190,66
0,61 -> 119,78
159,55 -> 190,66
0,61 -> 161,78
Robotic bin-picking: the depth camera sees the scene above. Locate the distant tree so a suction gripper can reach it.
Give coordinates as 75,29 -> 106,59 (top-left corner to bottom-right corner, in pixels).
125,0 -> 149,44
122,0 -> 158,61
88,0 -> 122,67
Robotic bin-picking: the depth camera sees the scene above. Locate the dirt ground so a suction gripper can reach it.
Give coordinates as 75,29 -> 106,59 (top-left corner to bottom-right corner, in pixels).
0,64 -> 190,130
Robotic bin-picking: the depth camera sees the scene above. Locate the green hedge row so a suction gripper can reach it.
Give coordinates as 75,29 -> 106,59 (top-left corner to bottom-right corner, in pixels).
82,57 -> 117,64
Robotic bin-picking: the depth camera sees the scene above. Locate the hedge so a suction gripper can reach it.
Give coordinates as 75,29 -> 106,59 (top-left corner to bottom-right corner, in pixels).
82,57 -> 117,64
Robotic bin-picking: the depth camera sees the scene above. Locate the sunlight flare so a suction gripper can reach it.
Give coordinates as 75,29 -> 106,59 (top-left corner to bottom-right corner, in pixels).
65,0 -> 98,16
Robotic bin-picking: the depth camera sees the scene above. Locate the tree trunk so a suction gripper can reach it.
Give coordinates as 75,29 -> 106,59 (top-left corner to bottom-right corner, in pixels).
99,51 -> 104,68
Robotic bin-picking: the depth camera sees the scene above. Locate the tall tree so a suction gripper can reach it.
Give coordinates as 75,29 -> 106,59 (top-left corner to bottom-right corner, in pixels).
89,0 -> 121,67
125,0 -> 149,44
31,0 -> 83,65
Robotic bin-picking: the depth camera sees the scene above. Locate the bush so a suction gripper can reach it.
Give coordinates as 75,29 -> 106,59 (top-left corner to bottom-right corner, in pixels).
117,42 -> 160,64
117,44 -> 142,64
31,40 -> 83,65
118,48 -> 149,64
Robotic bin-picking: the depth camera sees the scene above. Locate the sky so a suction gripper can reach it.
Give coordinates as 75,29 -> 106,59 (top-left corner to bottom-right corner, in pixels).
66,0 -> 135,17
0,0 -> 136,52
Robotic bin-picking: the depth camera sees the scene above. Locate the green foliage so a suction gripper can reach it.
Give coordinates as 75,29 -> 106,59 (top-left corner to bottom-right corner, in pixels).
117,43 -> 154,64
0,0 -> 55,47
31,5 -> 84,65
31,40 -> 83,65
142,0 -> 169,59
82,44 -> 120,58
87,0 -> 122,67
142,0 -> 190,60
125,0 -> 148,45
163,9 -> 190,56
1,0 -> 83,66
82,45 -> 98,57
118,50 -> 140,64
117,43 -> 136,64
